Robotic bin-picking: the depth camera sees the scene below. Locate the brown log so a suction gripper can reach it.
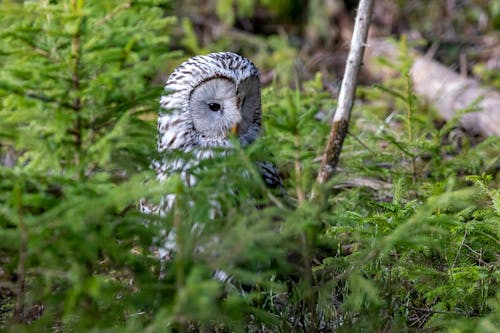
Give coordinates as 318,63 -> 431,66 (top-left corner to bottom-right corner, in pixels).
364,38 -> 500,137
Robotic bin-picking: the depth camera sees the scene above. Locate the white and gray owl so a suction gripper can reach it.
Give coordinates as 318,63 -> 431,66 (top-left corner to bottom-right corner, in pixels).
141,52 -> 281,217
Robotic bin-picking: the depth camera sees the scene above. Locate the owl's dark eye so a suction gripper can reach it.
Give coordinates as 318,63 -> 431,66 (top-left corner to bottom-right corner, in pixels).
208,103 -> 221,111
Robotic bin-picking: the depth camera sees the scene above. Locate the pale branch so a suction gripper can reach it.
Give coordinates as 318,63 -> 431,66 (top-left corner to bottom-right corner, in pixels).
316,0 -> 374,185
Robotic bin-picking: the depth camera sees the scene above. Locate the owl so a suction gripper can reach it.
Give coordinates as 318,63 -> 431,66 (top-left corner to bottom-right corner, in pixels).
141,52 -> 281,215
140,53 -> 282,263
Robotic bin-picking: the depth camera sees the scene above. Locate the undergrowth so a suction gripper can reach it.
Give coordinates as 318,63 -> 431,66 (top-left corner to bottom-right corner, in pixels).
0,1 -> 498,332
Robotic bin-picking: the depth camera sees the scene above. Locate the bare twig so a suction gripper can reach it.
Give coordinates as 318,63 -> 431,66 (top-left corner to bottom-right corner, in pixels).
70,0 -> 83,172
316,0 -> 374,185
347,130 -> 376,154
451,228 -> 467,269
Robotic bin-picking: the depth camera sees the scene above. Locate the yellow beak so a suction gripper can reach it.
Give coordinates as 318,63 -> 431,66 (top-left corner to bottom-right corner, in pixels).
231,124 -> 239,135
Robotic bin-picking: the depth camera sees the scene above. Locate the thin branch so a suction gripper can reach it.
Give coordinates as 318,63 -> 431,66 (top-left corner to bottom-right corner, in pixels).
13,186 -> 27,323
94,2 -> 131,26
347,130 -> 376,154
404,72 -> 418,184
25,92 -> 75,110
316,0 -> 374,185
0,83 -> 75,110
403,304 -> 468,316
294,130 -> 305,204
451,228 -> 467,269
70,0 -> 83,171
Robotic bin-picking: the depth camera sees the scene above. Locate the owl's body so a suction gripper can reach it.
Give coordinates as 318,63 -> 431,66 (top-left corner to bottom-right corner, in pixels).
140,53 -> 281,259
154,52 -> 262,181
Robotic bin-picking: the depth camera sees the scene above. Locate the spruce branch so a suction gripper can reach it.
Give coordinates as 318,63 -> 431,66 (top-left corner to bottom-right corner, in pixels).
316,0 -> 374,184
13,184 -> 27,323
70,0 -> 83,170
0,82 -> 75,110
94,2 -> 131,26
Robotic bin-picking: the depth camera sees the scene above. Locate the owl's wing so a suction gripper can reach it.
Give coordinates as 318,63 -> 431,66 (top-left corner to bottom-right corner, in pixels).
256,161 -> 284,191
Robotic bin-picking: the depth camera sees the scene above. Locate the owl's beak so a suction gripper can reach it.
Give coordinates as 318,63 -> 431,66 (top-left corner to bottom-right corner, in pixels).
231,124 -> 239,135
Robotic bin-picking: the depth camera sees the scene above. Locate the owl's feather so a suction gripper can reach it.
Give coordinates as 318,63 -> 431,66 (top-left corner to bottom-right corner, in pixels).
154,52 -> 270,184
140,52 -> 282,265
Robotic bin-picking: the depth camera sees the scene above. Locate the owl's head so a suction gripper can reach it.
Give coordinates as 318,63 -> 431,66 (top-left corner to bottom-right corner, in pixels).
158,52 -> 261,151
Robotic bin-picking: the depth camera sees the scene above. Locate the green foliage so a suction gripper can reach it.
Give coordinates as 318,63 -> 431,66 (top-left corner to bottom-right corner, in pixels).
0,0 -> 174,330
0,3 -> 498,333
473,64 -> 500,89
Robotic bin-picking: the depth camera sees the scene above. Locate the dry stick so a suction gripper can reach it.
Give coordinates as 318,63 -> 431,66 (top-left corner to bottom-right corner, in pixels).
316,0 -> 374,185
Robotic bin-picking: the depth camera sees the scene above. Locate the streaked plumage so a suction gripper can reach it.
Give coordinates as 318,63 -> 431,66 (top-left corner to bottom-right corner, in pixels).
141,52 -> 280,211
140,52 -> 282,265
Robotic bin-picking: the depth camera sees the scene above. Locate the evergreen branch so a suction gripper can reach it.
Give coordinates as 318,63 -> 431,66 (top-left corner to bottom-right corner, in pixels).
25,92 -> 66,106
70,0 -> 84,170
0,82 -> 75,109
10,33 -> 56,61
13,184 -> 27,323
374,83 -> 407,101
451,228 -> 467,269
235,145 -> 286,209
94,2 -> 131,26
316,0 -> 374,185
294,129 -> 305,204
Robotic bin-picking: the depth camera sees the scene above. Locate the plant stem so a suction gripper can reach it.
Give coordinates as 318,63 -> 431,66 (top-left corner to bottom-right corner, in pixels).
13,185 -> 27,323
405,73 -> 417,184
293,119 -> 316,329
294,130 -> 305,204
71,0 -> 83,174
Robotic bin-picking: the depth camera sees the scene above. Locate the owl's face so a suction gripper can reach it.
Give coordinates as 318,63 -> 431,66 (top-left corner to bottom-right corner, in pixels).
158,52 -> 262,153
